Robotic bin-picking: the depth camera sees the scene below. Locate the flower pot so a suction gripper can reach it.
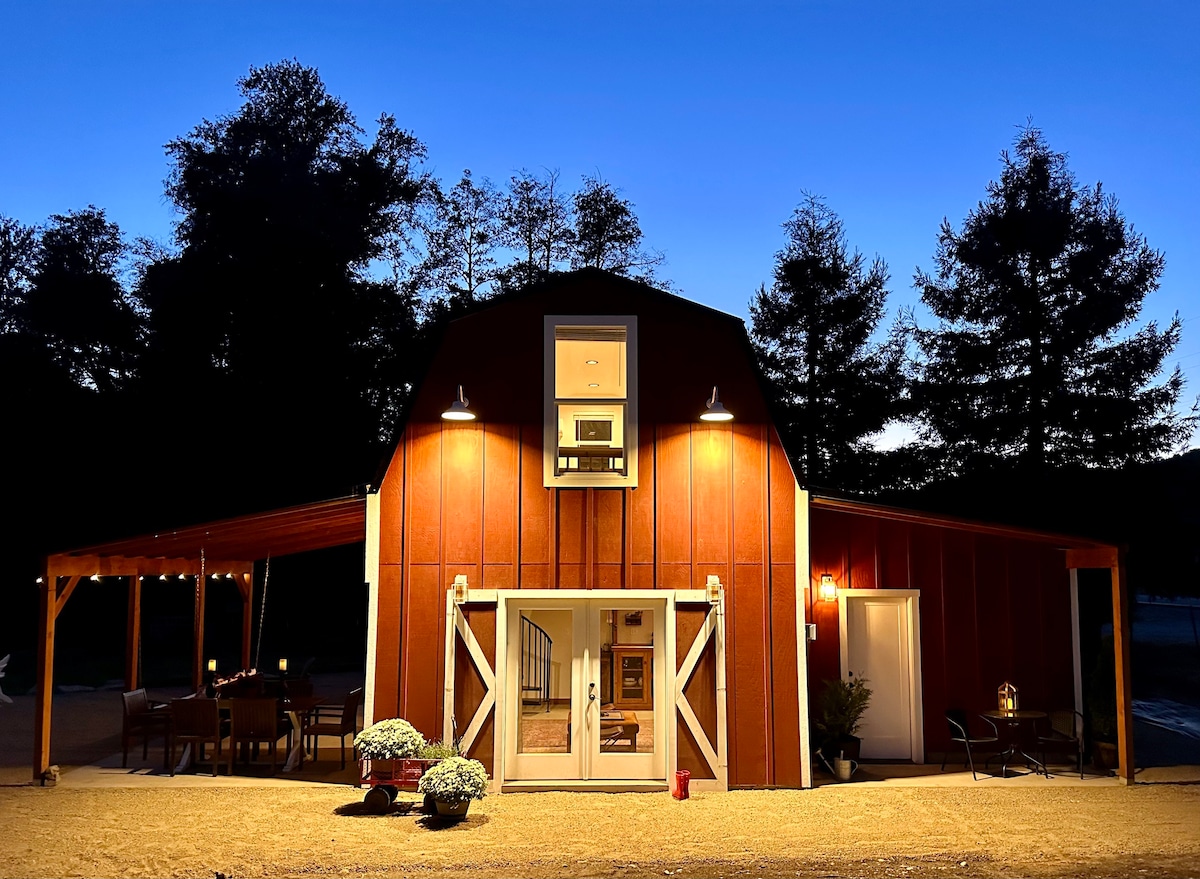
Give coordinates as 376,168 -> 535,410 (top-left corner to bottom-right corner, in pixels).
434,798 -> 470,819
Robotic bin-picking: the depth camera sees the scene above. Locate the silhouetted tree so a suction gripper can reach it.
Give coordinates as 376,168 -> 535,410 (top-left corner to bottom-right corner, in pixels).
750,194 -> 905,490
911,126 -> 1193,474
133,60 -> 431,509
569,175 -> 664,280
499,168 -> 573,289
21,207 -> 141,393
0,214 -> 36,334
416,169 -> 503,307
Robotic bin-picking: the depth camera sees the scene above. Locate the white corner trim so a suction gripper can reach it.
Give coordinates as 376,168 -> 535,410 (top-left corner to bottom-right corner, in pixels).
795,486 -> 813,788
363,491 -> 381,726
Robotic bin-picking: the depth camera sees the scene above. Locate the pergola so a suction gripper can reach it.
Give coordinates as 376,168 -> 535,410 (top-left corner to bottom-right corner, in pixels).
34,495 -> 367,780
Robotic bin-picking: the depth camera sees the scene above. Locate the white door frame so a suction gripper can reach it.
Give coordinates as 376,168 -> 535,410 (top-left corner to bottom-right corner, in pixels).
837,588 -> 924,763
495,589 -> 676,790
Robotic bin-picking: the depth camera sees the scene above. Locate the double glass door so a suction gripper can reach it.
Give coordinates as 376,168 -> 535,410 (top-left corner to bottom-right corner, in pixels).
506,597 -> 665,782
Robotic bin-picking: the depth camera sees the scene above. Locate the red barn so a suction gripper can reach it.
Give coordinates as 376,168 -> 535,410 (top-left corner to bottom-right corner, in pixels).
35,269 -> 1133,787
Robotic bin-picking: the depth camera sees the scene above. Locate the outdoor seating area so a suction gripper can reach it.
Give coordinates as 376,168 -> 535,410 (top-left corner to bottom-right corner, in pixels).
939,683 -> 1097,781
117,673 -> 363,778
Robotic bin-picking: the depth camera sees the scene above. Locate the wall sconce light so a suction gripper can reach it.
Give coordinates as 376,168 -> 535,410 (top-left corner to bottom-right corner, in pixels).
819,573 -> 838,602
699,386 -> 734,422
441,385 -> 476,421
453,573 -> 469,603
997,681 -> 1018,714
706,574 -> 722,604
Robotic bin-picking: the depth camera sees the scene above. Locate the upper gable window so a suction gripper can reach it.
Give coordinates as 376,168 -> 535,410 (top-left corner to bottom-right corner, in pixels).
544,316 -> 638,488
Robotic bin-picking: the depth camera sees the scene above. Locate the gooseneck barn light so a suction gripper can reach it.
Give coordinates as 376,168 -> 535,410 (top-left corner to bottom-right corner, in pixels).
441,385 -> 476,421
699,386 -> 734,422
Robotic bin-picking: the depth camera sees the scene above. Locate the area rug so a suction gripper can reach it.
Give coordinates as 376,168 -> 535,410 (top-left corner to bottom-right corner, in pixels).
518,715 -> 655,754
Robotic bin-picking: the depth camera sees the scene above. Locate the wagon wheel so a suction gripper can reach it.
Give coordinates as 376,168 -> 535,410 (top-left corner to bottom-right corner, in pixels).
363,786 -> 391,814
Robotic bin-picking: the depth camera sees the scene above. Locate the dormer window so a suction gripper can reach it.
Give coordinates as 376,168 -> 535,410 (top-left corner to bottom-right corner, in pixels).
544,316 -> 638,488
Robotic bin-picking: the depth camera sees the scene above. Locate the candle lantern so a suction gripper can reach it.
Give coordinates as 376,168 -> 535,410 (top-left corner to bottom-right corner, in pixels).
997,681 -> 1018,713
278,657 -> 288,674
207,659 -> 217,673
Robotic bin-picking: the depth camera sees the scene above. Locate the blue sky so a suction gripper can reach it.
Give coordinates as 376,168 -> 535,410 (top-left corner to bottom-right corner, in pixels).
3,1 -> 1198,445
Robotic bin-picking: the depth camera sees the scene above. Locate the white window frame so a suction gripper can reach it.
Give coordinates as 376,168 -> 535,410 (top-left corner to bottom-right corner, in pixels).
543,315 -> 638,488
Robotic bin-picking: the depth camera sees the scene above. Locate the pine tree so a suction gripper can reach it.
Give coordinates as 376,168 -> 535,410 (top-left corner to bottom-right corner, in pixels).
750,194 -> 905,490
912,126 -> 1193,474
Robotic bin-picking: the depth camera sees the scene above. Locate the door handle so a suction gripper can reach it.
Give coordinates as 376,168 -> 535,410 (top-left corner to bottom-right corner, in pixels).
588,682 -> 597,702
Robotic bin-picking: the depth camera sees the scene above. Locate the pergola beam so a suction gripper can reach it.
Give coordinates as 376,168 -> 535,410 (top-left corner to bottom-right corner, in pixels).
45,555 -> 253,578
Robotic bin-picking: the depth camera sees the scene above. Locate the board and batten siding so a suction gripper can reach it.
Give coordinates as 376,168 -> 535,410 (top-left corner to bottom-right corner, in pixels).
368,276 -> 806,787
806,507 -> 1076,756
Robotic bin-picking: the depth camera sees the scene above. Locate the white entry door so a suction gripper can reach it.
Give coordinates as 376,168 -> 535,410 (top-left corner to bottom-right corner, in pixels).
504,596 -> 666,782
839,590 -> 923,761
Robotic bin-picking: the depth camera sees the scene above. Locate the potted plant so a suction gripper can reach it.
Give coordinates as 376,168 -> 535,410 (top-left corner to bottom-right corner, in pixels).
355,718 -> 425,809
417,755 -> 489,819
813,675 -> 872,764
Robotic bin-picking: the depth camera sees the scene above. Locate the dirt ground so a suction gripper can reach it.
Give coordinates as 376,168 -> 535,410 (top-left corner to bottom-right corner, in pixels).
2,781 -> 1199,878
2,681 -> 1198,878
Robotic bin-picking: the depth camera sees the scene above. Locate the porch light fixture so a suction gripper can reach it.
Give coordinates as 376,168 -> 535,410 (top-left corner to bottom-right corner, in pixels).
441,385 -> 476,421
706,574 -> 722,604
453,573 -> 469,604
699,386 -> 734,422
998,681 -> 1018,714
819,573 -> 837,602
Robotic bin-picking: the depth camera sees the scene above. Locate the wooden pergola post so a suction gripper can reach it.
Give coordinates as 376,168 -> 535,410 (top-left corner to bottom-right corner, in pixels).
33,571 -> 55,781
1065,545 -> 1134,785
192,574 -> 206,692
1111,550 -> 1134,785
239,572 -> 254,671
125,574 -> 142,692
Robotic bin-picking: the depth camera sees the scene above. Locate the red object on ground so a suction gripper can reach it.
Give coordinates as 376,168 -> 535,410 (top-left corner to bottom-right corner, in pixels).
673,769 -> 691,800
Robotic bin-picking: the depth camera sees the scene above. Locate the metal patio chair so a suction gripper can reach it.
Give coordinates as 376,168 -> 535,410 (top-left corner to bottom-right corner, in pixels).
941,709 -> 999,780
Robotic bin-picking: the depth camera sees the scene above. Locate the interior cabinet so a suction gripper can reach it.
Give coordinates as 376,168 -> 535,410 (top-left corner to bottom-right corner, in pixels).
611,646 -> 653,710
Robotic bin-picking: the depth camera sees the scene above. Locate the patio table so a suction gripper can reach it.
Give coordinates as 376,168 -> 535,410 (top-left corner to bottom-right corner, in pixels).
982,709 -> 1047,776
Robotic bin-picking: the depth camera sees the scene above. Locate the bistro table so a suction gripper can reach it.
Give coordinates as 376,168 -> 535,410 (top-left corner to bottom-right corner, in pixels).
982,709 -> 1048,777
